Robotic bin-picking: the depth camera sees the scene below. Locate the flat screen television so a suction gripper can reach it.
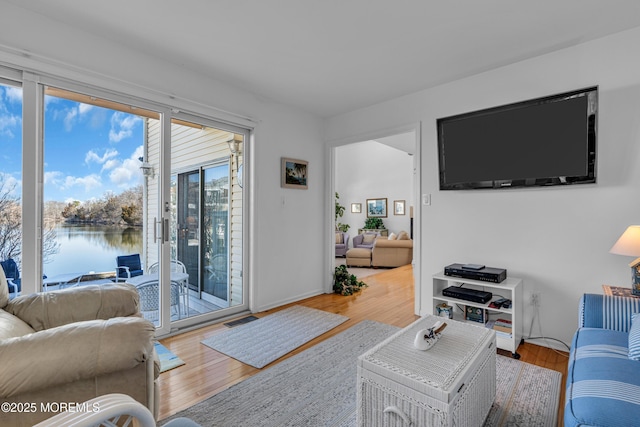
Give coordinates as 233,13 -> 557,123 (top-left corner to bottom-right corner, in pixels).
437,87 -> 597,190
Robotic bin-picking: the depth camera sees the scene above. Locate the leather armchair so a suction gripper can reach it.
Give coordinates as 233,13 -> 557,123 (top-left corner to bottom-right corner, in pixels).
0,268 -> 159,427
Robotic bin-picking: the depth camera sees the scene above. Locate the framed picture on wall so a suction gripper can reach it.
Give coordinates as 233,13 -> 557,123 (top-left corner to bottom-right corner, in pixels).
394,200 -> 405,215
281,157 -> 308,189
351,203 -> 362,213
366,198 -> 387,218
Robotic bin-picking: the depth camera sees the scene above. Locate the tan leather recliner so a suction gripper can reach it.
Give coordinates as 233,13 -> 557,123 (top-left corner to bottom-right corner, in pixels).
0,268 -> 159,427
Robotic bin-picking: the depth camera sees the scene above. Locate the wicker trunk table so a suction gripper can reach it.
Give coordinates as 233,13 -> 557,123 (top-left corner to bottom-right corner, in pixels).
357,316 -> 496,426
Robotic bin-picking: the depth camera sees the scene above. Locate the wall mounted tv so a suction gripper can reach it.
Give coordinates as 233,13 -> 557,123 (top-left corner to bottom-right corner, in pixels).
437,86 -> 597,190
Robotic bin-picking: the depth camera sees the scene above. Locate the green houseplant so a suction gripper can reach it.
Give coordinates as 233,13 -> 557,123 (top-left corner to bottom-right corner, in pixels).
335,192 -> 350,233
333,265 -> 367,296
363,217 -> 385,230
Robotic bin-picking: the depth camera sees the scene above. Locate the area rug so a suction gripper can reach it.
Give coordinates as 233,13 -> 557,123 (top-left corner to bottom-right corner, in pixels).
154,342 -> 185,373
201,305 -> 348,368
166,321 -> 562,426
484,355 -> 562,426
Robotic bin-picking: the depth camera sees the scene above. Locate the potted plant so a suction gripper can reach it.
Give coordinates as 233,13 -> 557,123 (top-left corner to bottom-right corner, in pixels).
333,265 -> 368,296
363,217 -> 385,230
335,192 -> 350,233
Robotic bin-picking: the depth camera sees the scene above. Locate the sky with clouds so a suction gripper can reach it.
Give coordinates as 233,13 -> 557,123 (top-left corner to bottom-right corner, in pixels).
0,83 -> 144,202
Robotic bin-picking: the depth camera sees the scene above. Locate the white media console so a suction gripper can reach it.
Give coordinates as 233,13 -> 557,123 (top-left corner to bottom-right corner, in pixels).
431,272 -> 523,358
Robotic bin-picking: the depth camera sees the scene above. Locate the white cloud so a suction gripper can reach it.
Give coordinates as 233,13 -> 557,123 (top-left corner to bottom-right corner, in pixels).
4,87 -> 22,104
109,111 -> 142,143
45,170 -> 102,193
78,103 -> 93,115
0,114 -> 20,138
44,170 -> 64,186
63,108 -> 78,131
85,148 -> 119,165
0,172 -> 21,198
0,87 -> 21,138
101,159 -> 119,172
63,174 -> 102,192
109,145 -> 144,187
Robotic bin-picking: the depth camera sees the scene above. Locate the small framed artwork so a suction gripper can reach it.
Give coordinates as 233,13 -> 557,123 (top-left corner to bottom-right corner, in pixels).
394,200 -> 405,215
351,203 -> 362,213
281,157 -> 308,189
366,198 -> 387,218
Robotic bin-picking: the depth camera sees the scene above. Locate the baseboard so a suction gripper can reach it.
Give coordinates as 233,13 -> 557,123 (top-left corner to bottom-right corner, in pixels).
255,289 -> 326,313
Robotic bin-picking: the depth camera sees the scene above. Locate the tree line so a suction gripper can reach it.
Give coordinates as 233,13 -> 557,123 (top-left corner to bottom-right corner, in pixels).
0,177 -> 142,264
59,185 -> 143,226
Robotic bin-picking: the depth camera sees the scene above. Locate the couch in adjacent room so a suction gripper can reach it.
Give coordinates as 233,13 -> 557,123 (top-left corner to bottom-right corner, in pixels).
371,231 -> 413,268
564,293 -> 640,427
0,268 -> 160,426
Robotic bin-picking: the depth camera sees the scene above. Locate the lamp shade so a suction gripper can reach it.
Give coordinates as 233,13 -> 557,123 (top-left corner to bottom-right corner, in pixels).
610,225 -> 640,257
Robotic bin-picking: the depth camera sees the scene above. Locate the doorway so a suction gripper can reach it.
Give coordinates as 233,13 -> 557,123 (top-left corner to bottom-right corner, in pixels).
329,125 -> 421,314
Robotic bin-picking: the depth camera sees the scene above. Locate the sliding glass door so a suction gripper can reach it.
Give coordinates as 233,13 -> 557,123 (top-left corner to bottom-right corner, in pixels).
173,161 -> 231,311
6,66 -> 249,333
202,164 -> 230,307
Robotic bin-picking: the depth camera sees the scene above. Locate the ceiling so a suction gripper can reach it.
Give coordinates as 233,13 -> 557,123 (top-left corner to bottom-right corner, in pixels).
6,0 -> 640,117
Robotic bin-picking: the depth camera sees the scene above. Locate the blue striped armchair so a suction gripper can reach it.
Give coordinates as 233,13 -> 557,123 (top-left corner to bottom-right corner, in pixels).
565,293 -> 640,426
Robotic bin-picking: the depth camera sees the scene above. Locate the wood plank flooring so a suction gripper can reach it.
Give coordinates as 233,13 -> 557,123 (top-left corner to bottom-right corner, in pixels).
158,265 -> 568,424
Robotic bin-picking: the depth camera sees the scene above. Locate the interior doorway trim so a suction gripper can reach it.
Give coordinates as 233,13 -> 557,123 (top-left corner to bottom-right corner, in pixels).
326,121 -> 422,315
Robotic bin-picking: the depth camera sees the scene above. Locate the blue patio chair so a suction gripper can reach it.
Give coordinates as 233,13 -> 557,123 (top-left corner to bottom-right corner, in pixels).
0,258 -> 47,298
1,258 -> 21,296
115,254 -> 143,282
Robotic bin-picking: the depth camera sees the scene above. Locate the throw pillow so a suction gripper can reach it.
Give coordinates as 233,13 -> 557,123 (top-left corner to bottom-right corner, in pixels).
397,231 -> 410,240
335,233 -> 343,244
362,233 -> 377,244
388,232 -> 397,240
629,313 -> 640,361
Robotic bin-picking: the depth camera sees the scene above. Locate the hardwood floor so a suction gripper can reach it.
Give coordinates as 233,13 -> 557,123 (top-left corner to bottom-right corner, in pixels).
158,265 -> 568,423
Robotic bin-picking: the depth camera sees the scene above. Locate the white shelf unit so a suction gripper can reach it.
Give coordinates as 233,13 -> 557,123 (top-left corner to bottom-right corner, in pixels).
431,272 -> 523,358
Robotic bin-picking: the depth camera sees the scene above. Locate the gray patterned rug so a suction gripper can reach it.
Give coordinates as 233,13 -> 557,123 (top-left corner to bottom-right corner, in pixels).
171,321 -> 562,426
201,305 -> 348,368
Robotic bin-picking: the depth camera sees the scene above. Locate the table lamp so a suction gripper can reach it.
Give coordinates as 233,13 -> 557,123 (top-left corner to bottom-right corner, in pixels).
609,225 -> 640,296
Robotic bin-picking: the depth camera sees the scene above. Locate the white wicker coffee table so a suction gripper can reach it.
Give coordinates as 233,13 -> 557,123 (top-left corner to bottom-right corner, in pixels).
357,316 -> 496,427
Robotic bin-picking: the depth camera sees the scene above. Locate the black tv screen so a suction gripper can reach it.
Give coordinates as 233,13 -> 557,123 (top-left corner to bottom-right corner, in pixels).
437,87 -> 597,190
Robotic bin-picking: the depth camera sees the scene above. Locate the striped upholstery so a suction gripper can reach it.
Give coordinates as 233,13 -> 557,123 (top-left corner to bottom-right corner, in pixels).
580,293 -> 640,332
629,313 -> 640,361
566,294 -> 640,427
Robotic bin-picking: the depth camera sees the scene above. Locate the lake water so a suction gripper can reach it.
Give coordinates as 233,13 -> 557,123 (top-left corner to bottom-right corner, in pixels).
44,225 -> 143,278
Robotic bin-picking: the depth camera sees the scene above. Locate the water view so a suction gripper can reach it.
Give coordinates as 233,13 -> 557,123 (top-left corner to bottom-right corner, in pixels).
44,224 -> 143,278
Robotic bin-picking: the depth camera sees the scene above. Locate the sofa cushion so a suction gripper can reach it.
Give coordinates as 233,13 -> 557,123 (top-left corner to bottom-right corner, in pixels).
362,233 -> 377,245
629,313 -> 640,360
397,230 -> 410,240
565,327 -> 640,427
0,309 -> 35,340
388,232 -> 397,240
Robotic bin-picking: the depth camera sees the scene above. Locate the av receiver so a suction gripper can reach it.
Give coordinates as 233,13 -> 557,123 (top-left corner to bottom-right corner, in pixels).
444,263 -> 507,283
442,286 -> 493,304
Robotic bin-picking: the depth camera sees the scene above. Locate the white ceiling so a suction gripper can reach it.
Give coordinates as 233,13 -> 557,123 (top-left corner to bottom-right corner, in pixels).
6,0 -> 640,117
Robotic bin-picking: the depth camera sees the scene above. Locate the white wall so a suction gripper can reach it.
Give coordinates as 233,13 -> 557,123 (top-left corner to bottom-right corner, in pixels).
0,3 -> 326,312
326,26 -> 640,350
335,141 -> 414,240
